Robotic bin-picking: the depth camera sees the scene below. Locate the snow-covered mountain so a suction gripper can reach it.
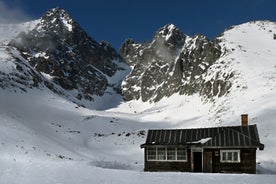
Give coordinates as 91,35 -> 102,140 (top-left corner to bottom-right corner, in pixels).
1,7 -> 276,183
1,7 -> 129,108
120,24 -> 222,102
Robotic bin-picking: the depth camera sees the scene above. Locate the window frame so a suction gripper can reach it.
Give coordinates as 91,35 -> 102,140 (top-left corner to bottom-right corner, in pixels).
147,147 -> 157,160
220,150 -> 240,163
147,147 -> 187,162
167,147 -> 177,161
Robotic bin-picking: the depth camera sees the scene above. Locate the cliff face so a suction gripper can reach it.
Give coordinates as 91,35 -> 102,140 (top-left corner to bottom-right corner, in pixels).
120,24 -> 224,102
7,7 -> 126,102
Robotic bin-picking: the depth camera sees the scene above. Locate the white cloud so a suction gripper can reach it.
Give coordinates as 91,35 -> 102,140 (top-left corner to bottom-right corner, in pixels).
0,0 -> 31,24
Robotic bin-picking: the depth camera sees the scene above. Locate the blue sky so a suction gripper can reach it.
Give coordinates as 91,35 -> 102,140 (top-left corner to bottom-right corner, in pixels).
1,0 -> 276,50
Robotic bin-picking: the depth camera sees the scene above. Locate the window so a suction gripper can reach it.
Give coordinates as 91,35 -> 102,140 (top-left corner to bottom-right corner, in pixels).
147,148 -> 156,160
177,148 -> 186,160
167,148 -> 176,160
147,147 -> 187,161
157,148 -> 166,160
220,150 -> 240,163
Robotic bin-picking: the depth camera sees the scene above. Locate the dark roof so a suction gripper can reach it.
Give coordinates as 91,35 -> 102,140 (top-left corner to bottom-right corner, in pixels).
141,124 -> 264,150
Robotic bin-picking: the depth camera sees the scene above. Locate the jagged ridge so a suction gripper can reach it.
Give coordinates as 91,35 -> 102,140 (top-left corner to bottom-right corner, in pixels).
8,7 -> 125,102
120,24 -> 225,102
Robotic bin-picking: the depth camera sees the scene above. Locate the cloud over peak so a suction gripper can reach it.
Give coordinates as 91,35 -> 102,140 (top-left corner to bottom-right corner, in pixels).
0,0 -> 31,24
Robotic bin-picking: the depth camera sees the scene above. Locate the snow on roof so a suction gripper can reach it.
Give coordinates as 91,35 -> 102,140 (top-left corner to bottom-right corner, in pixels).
186,137 -> 212,144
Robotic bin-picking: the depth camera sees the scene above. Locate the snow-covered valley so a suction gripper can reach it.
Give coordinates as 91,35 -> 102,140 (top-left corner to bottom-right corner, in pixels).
1,86 -> 276,183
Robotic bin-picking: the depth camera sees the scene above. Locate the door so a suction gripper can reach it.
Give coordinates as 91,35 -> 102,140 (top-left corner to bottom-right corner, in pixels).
203,151 -> 213,173
193,152 -> 202,172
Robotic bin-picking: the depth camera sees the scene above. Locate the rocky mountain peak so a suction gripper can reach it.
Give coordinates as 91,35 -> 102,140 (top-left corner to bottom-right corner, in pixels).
153,23 -> 186,49
120,24 -> 223,102
155,24 -> 177,39
6,8 -> 125,104
39,7 -> 74,33
45,7 -> 69,18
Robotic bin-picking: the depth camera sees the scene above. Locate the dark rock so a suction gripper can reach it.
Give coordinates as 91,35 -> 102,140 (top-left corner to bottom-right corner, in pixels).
8,7 -> 122,101
120,24 -> 230,102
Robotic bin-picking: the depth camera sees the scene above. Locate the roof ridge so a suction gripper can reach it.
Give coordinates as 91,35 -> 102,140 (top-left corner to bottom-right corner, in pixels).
148,124 -> 257,131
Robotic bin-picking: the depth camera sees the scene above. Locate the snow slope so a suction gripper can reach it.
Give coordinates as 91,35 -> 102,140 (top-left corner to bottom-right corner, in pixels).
1,20 -> 276,183
0,89 -> 275,183
210,21 -> 276,162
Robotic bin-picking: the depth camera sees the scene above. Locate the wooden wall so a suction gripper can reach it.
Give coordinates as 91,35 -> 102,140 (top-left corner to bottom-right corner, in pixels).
211,148 -> 257,174
144,147 -> 257,174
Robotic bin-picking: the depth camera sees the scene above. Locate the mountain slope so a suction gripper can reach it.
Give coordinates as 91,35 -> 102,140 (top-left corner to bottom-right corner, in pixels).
1,7 -> 129,108
120,24 -> 223,102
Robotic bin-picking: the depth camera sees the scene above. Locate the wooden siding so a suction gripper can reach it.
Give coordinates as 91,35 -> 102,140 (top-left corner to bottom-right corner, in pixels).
144,147 -> 257,173
211,148 -> 257,174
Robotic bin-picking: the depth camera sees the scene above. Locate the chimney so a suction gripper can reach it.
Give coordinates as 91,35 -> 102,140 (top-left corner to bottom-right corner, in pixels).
241,114 -> 248,126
